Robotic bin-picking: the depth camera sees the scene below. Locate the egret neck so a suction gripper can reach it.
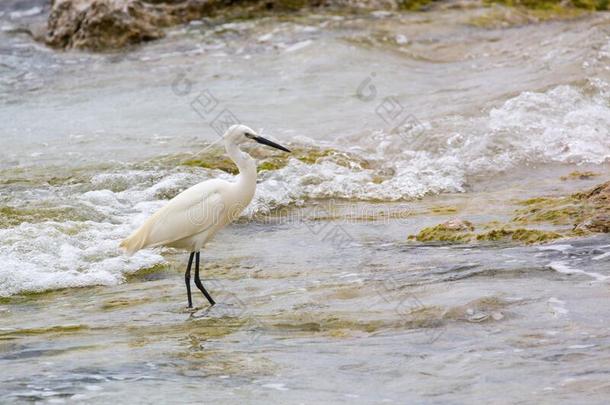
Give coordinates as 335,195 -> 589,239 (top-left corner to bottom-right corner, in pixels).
226,138 -> 257,205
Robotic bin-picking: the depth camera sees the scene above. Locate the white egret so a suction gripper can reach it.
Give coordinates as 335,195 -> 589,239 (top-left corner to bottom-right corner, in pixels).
120,124 -> 290,308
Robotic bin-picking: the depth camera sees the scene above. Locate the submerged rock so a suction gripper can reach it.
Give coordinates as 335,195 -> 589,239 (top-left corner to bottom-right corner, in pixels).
512,196 -> 581,225
182,149 -> 240,174
477,228 -> 563,244
468,0 -> 608,29
0,205 -> 93,227
444,296 -> 510,323
180,145 -> 369,174
560,170 -> 600,181
409,218 -> 475,242
409,181 -> 610,245
574,181 -> 610,232
410,221 -> 562,245
578,214 -> 610,233
516,181 -> 610,232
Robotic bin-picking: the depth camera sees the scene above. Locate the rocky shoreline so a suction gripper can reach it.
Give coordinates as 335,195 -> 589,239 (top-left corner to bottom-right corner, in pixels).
44,0 -> 393,50
39,0 -> 609,50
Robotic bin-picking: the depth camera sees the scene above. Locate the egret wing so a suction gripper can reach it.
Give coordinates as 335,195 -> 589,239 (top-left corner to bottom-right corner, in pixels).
121,182 -> 226,253
146,189 -> 225,248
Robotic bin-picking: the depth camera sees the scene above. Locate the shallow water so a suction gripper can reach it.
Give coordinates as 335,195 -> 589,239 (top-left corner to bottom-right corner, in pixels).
1,2 -> 610,403
1,217 -> 610,403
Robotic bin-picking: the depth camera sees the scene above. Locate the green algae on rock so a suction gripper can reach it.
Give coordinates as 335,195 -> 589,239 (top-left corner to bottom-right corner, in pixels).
477,228 -> 562,243
257,159 -> 286,172
100,297 -> 153,311
468,3 -> 589,28
409,181 -> 610,245
180,146 -> 367,174
0,324 -> 89,339
430,205 -> 459,215
488,0 -> 608,11
515,181 -> 610,232
295,148 -> 335,164
125,263 -> 172,282
269,314 -> 429,335
410,221 -> 563,244
573,181 -> 610,232
409,219 -> 475,243
560,170 -> 600,181
182,153 -> 240,174
0,205 -> 90,228
398,0 -> 440,11
512,196 -> 582,225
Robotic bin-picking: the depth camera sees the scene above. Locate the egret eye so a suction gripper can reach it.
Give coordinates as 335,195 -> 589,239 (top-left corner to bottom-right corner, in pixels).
244,132 -> 255,139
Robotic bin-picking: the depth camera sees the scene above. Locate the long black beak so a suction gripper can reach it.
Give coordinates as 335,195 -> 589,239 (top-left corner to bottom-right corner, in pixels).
253,135 -> 291,153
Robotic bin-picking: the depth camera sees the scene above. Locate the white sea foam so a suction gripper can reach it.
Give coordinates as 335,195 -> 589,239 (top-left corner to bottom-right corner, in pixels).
486,85 -> 610,165
548,261 -> 608,282
260,83 -> 610,204
0,221 -> 164,297
537,245 -> 573,253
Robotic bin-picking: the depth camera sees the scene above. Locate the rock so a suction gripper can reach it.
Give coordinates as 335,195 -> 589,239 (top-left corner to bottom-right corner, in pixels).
409,218 -> 475,243
574,181 -> 610,233
582,180 -> 610,206
512,197 -> 581,226
46,0 -> 165,50
180,145 -> 362,175
491,311 -> 504,321
466,311 -> 489,323
443,296 -> 509,323
41,0 -> 610,51
45,0 -> 250,50
44,0 -> 404,51
513,181 -> 610,234
410,218 -> 564,245
560,170 -> 600,181
441,218 -> 474,232
578,214 -> 610,233
475,228 -> 563,244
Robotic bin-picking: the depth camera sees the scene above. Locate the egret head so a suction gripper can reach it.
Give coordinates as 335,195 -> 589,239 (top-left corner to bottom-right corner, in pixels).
223,124 -> 291,153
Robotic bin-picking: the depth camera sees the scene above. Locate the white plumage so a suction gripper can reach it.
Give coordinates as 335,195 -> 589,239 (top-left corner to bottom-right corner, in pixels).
121,179 -> 249,254
120,124 -> 290,307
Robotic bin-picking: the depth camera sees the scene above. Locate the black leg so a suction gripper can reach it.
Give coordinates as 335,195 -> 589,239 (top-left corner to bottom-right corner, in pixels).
185,252 -> 194,308
194,251 -> 216,306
